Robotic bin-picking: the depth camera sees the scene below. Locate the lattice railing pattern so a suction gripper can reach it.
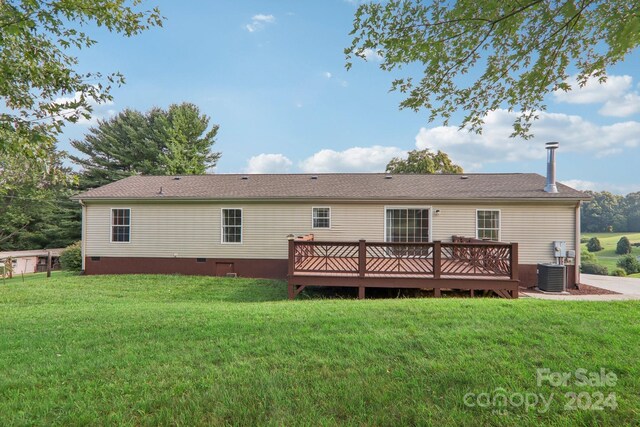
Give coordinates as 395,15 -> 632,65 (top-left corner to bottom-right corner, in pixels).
441,243 -> 511,276
291,240 -> 515,279
365,243 -> 434,275
294,242 -> 359,274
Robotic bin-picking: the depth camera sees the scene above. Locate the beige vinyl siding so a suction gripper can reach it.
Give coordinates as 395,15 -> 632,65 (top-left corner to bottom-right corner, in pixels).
432,204 -> 576,264
86,202 -> 384,259
85,201 -> 575,264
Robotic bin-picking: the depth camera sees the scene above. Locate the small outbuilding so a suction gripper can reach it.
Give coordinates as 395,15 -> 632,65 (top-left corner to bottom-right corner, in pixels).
0,248 -> 63,276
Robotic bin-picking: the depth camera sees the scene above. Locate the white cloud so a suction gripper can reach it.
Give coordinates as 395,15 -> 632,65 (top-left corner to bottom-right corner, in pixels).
553,74 -> 640,118
246,153 -> 292,173
554,74 -> 632,104
599,92 -> 640,117
562,179 -> 640,195
245,14 -> 275,32
414,109 -> 640,171
299,146 -> 406,173
323,71 -> 332,79
253,14 -> 275,23
53,88 -> 115,125
362,48 -> 383,62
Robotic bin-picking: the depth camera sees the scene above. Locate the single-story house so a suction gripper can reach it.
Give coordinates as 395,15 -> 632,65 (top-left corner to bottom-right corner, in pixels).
0,248 -> 63,275
73,146 -> 589,298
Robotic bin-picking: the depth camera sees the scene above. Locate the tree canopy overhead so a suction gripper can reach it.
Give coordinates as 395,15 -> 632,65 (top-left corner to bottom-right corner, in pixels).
346,0 -> 640,137
0,0 -> 163,159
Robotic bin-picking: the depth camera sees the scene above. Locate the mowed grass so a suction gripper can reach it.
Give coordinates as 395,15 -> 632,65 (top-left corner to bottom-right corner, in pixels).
1,273 -> 639,426
582,232 -> 640,278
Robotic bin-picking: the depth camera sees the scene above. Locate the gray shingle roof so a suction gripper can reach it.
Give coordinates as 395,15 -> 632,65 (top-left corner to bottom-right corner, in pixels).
73,173 -> 589,201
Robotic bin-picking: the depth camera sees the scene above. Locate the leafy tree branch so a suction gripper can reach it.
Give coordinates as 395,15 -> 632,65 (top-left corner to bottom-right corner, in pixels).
346,0 -> 640,137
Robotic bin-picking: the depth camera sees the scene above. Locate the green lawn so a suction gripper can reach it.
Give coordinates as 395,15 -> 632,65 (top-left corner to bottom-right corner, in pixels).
1,273 -> 639,425
582,232 -> 640,278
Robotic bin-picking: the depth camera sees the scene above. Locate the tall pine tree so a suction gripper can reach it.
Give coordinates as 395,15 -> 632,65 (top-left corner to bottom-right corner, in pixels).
71,103 -> 221,189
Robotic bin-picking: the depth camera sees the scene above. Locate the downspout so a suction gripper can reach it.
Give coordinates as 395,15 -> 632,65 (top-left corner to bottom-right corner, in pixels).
79,199 -> 86,272
575,201 -> 581,287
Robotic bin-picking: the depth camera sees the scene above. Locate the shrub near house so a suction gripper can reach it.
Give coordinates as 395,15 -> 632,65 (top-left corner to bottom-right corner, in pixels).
60,242 -> 82,272
581,263 -> 609,275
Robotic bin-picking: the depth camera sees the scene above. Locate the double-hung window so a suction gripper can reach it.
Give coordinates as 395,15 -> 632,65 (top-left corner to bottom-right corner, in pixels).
312,207 -> 331,229
111,208 -> 131,243
476,210 -> 500,241
222,208 -> 242,243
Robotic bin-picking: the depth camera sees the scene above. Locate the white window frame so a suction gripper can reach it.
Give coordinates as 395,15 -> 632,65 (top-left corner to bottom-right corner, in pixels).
221,208 -> 243,244
110,208 -> 131,244
475,209 -> 501,241
383,206 -> 432,242
311,207 -> 331,229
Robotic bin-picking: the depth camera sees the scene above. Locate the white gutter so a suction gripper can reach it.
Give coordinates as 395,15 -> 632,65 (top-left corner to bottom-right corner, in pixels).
575,201 -> 581,286
79,199 -> 86,272
76,196 -> 590,204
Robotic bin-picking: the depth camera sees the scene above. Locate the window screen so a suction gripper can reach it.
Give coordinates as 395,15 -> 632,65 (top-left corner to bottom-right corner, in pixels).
111,208 -> 130,242
222,209 -> 242,243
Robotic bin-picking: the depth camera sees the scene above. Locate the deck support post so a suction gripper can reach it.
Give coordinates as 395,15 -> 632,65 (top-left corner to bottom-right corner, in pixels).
434,288 -> 441,297
287,238 -> 295,278
358,239 -> 366,278
433,241 -> 441,279
358,286 -> 365,299
510,243 -> 519,281
287,238 -> 296,300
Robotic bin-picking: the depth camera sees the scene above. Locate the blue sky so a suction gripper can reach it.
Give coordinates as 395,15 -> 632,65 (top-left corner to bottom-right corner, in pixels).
59,0 -> 640,194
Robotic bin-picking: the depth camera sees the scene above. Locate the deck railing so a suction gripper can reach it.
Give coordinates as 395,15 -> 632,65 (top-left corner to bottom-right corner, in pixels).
288,239 -> 518,280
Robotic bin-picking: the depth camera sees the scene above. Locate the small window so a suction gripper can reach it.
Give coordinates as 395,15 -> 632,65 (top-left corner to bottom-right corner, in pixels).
111,208 -> 131,243
196,258 -> 207,263
312,207 -> 331,229
477,210 -> 500,241
222,209 -> 242,243
91,256 -> 101,262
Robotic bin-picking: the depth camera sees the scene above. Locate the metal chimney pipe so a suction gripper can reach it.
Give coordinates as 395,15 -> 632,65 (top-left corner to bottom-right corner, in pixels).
544,142 -> 559,193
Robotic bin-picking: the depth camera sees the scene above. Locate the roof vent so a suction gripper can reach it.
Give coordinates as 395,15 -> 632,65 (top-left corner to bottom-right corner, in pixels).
384,175 -> 393,179
173,177 -> 181,180
158,186 -> 163,195
460,175 -> 469,180
241,176 -> 249,180
310,176 -> 318,180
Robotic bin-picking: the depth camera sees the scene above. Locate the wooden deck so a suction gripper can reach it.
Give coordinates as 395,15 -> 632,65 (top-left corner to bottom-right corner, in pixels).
287,239 -> 519,299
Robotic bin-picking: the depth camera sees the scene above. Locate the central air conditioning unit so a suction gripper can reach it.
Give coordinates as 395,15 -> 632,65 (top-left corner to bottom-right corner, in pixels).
537,263 -> 566,292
